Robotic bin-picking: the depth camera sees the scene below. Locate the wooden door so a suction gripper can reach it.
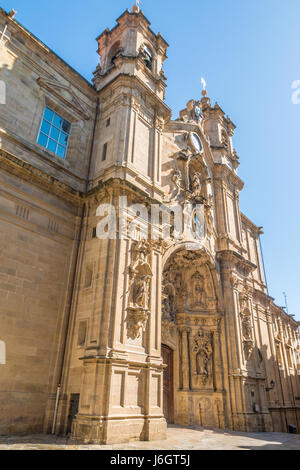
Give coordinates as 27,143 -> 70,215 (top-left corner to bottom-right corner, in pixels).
67,394 -> 80,434
162,344 -> 174,423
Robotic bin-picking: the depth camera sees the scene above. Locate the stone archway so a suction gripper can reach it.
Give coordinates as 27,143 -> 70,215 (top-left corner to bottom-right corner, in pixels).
161,245 -> 225,428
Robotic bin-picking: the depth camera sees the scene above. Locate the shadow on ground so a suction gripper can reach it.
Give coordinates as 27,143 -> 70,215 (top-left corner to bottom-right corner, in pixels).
0,425 -> 299,450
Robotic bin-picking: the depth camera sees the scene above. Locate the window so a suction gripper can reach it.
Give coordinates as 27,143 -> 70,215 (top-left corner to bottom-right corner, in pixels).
143,45 -> 153,71
84,266 -> 93,288
106,118 -> 111,127
109,41 -> 122,66
38,107 -> 71,159
77,321 -> 87,347
102,142 -> 108,161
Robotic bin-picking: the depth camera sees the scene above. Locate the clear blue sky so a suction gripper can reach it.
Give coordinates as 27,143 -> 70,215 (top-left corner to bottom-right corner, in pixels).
2,0 -> 300,320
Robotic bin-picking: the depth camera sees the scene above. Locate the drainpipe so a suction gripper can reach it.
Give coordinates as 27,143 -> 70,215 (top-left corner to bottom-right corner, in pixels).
51,385 -> 61,435
51,97 -> 99,435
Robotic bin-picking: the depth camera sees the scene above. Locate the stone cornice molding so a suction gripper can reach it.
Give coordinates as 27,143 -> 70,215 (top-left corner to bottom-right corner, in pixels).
213,163 -> 244,190
217,250 -> 257,277
253,289 -> 273,308
0,149 -> 83,205
0,128 -> 87,187
97,74 -> 171,120
271,302 -> 300,328
241,213 -> 262,236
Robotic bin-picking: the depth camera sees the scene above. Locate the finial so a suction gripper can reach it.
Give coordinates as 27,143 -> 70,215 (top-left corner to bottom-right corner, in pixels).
132,0 -> 141,13
8,9 -> 17,19
201,77 -> 207,97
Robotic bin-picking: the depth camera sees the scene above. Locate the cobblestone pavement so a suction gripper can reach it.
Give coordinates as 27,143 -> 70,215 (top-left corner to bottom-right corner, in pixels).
0,426 -> 299,450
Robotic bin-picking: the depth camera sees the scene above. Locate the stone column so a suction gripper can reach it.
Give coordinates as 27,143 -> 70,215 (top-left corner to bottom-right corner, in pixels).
180,327 -> 190,391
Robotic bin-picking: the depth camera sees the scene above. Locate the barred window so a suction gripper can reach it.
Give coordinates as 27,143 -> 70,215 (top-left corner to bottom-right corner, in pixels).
37,107 -> 71,159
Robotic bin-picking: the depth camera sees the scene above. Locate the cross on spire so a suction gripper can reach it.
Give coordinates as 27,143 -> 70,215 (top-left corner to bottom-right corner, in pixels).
132,0 -> 141,12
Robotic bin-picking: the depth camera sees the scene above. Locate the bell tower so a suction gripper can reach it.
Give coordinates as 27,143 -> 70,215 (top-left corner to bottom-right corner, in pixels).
93,5 -> 168,100
70,6 -> 169,445
91,6 -> 171,199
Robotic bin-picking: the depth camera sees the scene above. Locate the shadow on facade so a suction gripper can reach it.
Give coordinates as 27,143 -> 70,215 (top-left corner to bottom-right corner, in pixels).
241,343 -> 300,434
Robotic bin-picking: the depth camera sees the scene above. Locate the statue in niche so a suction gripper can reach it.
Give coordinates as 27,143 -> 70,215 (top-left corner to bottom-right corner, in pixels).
204,199 -> 214,237
171,168 -> 185,199
240,307 -> 254,360
162,282 -> 176,322
127,241 -> 153,340
193,330 -> 213,385
192,172 -> 202,198
192,271 -> 206,307
242,315 -> 252,341
132,274 -> 149,308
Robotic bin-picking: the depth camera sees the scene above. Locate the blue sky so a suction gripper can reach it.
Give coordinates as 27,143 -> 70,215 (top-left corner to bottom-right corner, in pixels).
2,0 -> 300,320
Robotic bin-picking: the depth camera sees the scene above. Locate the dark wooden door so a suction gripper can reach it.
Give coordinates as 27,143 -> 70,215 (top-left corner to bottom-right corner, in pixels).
67,394 -> 80,434
162,344 -> 174,424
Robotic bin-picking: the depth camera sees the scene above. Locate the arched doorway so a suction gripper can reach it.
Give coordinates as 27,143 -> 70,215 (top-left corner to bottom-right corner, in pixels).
162,344 -> 174,424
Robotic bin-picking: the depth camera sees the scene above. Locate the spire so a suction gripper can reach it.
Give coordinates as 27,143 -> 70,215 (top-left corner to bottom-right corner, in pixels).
200,77 -> 210,110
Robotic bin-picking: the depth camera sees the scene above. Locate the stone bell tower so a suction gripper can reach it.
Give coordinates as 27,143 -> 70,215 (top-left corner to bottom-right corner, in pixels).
70,6 -> 170,444
91,6 -> 171,199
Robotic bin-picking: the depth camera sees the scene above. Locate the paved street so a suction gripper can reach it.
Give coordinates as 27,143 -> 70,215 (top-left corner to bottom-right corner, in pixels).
0,425 -> 299,450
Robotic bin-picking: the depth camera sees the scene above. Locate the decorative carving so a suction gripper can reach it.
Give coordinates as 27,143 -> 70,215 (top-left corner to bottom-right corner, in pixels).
170,168 -> 185,200
126,241 -> 153,339
191,172 -> 202,199
239,292 -> 254,360
193,330 -> 213,385
191,271 -> 206,307
179,99 -> 204,124
236,259 -> 256,277
162,280 -> 175,320
126,307 -> 149,340
163,247 -> 220,314
161,320 -> 177,349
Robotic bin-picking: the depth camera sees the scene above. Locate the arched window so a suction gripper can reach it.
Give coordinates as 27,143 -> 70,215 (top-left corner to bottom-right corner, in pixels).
143,45 -> 153,71
109,41 -> 122,66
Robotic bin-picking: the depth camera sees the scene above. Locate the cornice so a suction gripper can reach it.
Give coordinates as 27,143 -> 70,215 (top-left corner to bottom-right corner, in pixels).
213,163 -> 244,190
97,73 -> 171,119
0,128 -> 86,188
0,149 -> 83,206
217,249 -> 257,276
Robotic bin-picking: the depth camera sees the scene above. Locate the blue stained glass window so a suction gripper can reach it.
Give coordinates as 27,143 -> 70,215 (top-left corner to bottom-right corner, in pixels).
37,107 -> 71,159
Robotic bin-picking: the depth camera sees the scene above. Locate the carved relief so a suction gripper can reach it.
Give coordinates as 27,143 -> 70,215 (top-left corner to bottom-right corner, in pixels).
191,172 -> 202,200
163,248 -> 219,315
166,138 -> 211,206
126,240 -> 153,340
239,292 -> 254,360
192,330 -> 213,386
191,271 -> 206,307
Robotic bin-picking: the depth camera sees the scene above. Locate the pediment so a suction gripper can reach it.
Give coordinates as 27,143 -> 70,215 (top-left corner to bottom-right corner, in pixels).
37,77 -> 91,120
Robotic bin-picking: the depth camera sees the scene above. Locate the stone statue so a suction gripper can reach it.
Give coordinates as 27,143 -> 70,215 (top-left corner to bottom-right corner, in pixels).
192,271 -> 206,307
192,172 -> 202,197
193,330 -> 213,385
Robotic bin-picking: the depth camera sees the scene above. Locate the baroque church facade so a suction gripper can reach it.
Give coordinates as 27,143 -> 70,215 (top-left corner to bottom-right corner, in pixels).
0,5 -> 299,444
